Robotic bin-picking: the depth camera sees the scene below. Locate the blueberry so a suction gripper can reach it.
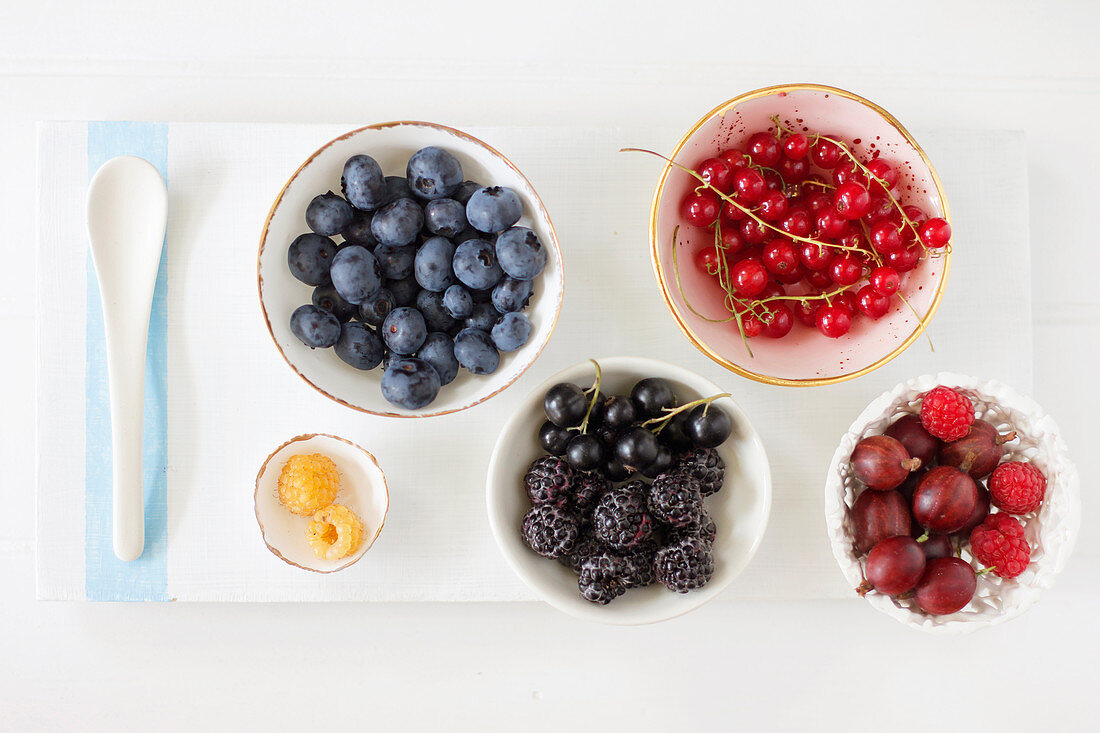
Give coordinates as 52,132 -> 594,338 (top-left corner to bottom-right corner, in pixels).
329,245 -> 382,304
287,233 -> 337,286
290,304 -> 340,349
371,198 -> 424,247
383,176 -> 411,204
305,191 -> 354,236
374,243 -> 416,280
414,237 -> 457,292
464,302 -> 499,332
387,275 -> 420,307
334,322 -> 383,370
452,180 -> 483,205
312,283 -> 357,323
495,226 -> 547,280
453,328 -> 500,375
442,284 -> 474,319
470,286 -> 494,303
491,311 -> 531,352
466,186 -> 523,234
342,210 -> 376,248
423,198 -> 468,238
452,239 -> 504,290
491,277 -> 533,314
381,357 -> 441,410
341,155 -> 386,211
416,289 -> 457,332
417,332 -> 459,385
381,306 -> 427,355
453,227 -> 482,244
357,288 -> 395,326
406,146 -> 462,200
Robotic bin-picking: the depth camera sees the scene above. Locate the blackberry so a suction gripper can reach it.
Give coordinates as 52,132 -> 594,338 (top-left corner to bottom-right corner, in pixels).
677,448 -> 725,497
619,548 -> 657,588
521,505 -> 578,559
559,533 -> 604,573
672,510 -> 717,545
646,470 -> 704,528
524,456 -> 572,506
571,472 -> 609,516
578,553 -> 627,605
593,481 -> 656,550
655,535 -> 715,593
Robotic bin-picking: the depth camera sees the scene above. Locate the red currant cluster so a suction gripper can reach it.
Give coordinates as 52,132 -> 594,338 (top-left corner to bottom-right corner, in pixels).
678,119 -> 951,344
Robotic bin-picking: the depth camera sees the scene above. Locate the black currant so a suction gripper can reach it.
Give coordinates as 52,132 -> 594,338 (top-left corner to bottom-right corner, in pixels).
615,426 -> 660,471
538,420 -> 571,456
544,383 -> 587,428
601,395 -> 637,430
658,409 -> 694,450
565,433 -> 603,471
600,454 -> 632,482
640,444 -> 674,479
685,404 -> 732,448
630,377 -> 677,418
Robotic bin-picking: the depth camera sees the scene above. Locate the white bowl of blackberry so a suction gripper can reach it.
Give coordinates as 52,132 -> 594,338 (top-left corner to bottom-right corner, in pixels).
486,356 -> 772,625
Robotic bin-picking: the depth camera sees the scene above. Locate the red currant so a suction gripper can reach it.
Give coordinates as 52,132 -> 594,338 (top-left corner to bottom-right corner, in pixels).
722,198 -> 747,221
815,209 -> 847,238
799,242 -> 835,271
762,304 -> 794,338
869,219 -> 903,254
794,299 -> 820,327
762,169 -> 783,192
834,290 -> 858,315
681,191 -> 720,227
816,304 -> 852,338
810,137 -> 843,169
733,168 -> 767,204
836,226 -> 867,251
740,312 -> 764,338
696,157 -> 734,193
694,247 -> 722,275
746,132 -> 781,167
885,244 -> 921,272
869,266 -> 901,296
779,208 -> 812,237
833,181 -> 871,220
782,133 -> 810,160
919,217 -> 952,248
806,269 -> 834,289
803,191 -> 831,215
718,149 -> 748,170
865,158 -> 899,190
833,161 -> 868,187
719,226 -> 746,256
778,156 -> 810,183
857,285 -> 890,319
730,258 -> 768,297
739,218 -> 767,245
902,205 -> 928,227
829,254 -> 864,286
757,190 -> 789,222
762,238 -> 799,277
758,281 -> 784,300
864,192 -> 899,224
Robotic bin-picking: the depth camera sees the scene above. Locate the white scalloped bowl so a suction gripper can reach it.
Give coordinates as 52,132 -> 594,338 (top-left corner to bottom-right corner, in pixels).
258,121 -> 564,418
825,373 -> 1080,633
486,356 -> 772,625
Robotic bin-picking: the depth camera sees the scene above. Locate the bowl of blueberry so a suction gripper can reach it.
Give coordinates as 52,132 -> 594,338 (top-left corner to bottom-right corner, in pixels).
486,357 -> 772,625
258,122 -> 564,417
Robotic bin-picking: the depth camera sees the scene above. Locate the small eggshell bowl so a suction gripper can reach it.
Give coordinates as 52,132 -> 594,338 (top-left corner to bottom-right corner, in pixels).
825,373 -> 1081,633
650,83 -> 951,387
255,433 -> 389,573
258,121 -> 564,418
486,356 -> 772,625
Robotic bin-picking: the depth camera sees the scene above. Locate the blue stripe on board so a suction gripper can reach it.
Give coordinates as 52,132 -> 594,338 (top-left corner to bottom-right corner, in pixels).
85,122 -> 171,601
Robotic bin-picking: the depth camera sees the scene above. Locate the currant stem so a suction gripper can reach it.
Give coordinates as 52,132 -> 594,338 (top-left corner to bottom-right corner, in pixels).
640,392 -> 731,431
576,359 -> 603,434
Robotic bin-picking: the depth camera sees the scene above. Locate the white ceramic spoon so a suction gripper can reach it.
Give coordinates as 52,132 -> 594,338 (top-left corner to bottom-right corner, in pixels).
86,156 -> 168,561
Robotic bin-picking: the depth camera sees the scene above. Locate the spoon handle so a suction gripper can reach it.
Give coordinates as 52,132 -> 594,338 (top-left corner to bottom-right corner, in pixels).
101,299 -> 150,562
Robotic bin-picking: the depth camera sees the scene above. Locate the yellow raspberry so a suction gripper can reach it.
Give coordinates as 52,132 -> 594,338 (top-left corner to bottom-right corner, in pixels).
277,453 -> 340,516
306,504 -> 364,561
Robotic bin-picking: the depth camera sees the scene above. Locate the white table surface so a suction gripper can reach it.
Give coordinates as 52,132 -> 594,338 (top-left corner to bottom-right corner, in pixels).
4,1 -> 1097,729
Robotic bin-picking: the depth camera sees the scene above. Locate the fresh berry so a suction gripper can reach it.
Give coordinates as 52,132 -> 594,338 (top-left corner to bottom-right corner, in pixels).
495,227 -> 547,281
593,482 -> 657,550
571,472 -> 609,515
305,192 -> 354,236
939,419 -> 1016,479
564,433 -> 604,472
646,470 -> 704,528
544,383 -> 588,427
684,404 -> 732,448
289,304 -> 341,349
988,461 -> 1046,515
970,513 -> 1031,578
914,557 -> 976,614
521,504 -> 578,559
618,549 -> 658,588
287,233 -> 338,286
630,378 -> 677,418
868,266 -> 900,296
919,217 -> 952,248
538,421 -> 571,456
816,304 -> 852,338
677,448 -> 724,496
859,535 -> 925,596
919,386 -> 975,441
746,132 -> 780,167
453,328 -> 500,375
406,146 -> 462,200
654,535 -> 714,593
466,186 -> 523,234
578,553 -> 627,604
696,157 -> 734,192
681,191 -> 720,227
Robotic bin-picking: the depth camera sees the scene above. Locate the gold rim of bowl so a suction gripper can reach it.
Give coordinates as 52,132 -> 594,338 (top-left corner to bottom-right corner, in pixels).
648,83 -> 953,387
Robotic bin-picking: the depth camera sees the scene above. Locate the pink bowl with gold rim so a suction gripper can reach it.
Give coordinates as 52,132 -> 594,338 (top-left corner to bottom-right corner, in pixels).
650,84 -> 951,387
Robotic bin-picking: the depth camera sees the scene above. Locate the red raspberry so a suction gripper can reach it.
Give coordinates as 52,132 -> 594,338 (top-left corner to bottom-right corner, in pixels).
919,386 -> 974,441
989,461 -> 1046,514
969,513 -> 1031,578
